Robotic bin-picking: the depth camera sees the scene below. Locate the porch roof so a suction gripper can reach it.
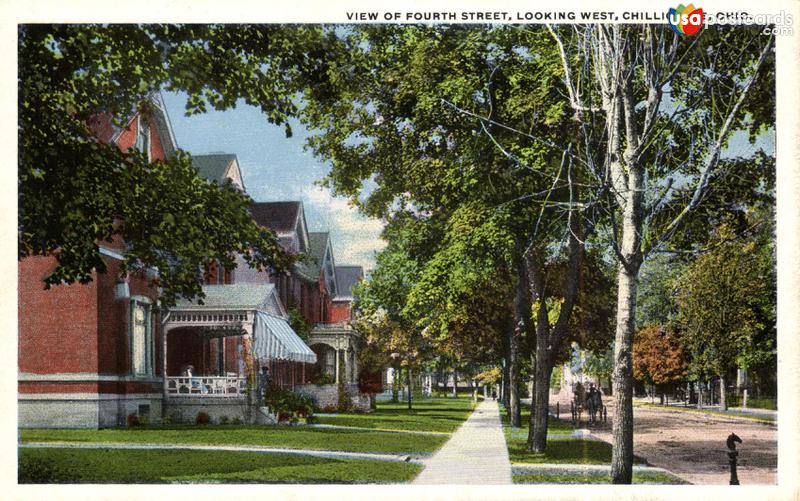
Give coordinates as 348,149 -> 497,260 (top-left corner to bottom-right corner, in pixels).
173,284 -> 277,311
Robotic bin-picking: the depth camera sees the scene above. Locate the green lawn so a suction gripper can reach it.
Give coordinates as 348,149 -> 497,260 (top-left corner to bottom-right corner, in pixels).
20,425 -> 446,455
513,470 -> 688,484
501,405 -> 573,436
501,404 -> 639,465
728,396 -> 777,410
316,397 -> 476,433
634,401 -> 777,423
19,447 -> 421,483
506,437 -> 619,465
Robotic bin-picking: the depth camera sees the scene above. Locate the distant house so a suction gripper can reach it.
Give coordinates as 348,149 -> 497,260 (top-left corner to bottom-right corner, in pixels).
243,202 -> 368,409
305,264 -> 362,383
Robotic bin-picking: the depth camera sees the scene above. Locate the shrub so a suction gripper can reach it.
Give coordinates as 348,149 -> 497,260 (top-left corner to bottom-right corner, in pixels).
263,384 -> 316,424
19,455 -> 69,483
126,413 -> 140,427
232,416 -> 243,425
195,411 -> 211,425
219,415 -> 230,425
310,372 -> 335,385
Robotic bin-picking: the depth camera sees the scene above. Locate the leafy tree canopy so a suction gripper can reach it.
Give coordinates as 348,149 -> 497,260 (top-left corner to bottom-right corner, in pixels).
632,325 -> 689,386
676,218 -> 775,378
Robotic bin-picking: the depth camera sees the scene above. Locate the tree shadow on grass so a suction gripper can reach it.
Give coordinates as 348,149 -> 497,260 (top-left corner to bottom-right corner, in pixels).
19,448 -> 421,484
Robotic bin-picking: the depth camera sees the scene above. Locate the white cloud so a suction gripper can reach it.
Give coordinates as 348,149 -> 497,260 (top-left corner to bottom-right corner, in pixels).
302,186 -> 386,271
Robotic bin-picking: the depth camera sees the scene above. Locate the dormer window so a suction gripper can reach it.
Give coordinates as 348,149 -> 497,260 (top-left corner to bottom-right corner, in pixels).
135,116 -> 151,161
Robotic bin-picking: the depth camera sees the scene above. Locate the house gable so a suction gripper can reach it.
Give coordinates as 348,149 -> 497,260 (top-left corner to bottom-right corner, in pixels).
308,232 -> 337,296
223,158 -> 246,191
250,201 -> 308,254
193,153 -> 245,191
96,92 -> 178,161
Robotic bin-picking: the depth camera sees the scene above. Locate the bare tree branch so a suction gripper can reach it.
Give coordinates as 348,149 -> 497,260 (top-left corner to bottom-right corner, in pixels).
546,24 -> 601,117
646,34 -> 774,256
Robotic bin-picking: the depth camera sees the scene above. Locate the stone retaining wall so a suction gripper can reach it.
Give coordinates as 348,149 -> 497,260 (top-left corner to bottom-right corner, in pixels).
165,397 -> 248,424
295,383 -> 372,412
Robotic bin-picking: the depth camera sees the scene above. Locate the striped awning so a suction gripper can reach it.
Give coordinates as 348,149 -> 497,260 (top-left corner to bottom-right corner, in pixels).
253,311 -> 317,364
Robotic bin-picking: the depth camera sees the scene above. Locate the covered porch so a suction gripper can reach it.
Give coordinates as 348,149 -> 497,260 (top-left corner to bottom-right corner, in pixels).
308,323 -> 360,385
161,284 -> 316,421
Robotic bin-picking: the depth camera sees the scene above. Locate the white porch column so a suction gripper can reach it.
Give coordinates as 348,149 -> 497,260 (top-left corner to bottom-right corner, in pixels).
335,348 -> 340,384
353,348 -> 359,384
344,348 -> 352,384
161,315 -> 173,419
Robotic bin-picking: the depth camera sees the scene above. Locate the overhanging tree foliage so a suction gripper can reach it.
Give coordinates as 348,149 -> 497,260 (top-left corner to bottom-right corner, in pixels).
299,25 -> 610,437
19,24 -> 340,305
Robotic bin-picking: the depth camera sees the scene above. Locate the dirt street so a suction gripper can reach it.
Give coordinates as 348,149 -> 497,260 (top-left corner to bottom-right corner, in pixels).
549,394 -> 777,485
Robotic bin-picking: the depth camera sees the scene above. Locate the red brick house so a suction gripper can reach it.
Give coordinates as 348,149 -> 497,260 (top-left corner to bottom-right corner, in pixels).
19,94 -> 176,428
18,97 -> 318,427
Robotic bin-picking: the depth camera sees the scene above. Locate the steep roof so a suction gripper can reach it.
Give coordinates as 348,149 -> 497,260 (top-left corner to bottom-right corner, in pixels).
250,201 -> 302,234
334,266 -> 363,300
295,231 -> 328,282
193,154 -> 238,184
308,232 -> 330,264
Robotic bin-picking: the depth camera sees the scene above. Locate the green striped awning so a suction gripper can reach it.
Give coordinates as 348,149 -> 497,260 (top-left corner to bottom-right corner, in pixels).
252,311 -> 317,364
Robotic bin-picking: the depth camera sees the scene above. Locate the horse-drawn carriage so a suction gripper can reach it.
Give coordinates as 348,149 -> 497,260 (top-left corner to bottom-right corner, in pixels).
570,381 -> 605,425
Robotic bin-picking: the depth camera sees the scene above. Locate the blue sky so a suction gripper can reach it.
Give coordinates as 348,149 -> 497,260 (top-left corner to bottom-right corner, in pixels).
161,89 -> 774,274
161,92 -> 386,271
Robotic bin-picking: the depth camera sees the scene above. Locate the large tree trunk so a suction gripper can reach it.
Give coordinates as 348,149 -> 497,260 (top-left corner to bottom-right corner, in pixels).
719,375 -> 727,411
508,257 -> 527,427
528,340 -> 553,452
452,370 -> 458,398
501,362 -> 510,408
524,212 -> 583,452
609,84 -> 645,483
407,366 -> 413,410
610,264 -> 639,484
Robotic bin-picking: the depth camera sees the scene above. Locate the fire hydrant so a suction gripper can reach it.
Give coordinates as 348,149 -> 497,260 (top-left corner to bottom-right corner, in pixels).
727,432 -> 742,485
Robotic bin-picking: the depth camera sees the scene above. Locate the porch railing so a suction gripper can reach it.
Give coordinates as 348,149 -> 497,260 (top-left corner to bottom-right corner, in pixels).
166,376 -> 247,397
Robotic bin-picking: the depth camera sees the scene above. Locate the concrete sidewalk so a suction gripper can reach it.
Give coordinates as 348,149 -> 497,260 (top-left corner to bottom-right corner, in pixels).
413,399 -> 512,484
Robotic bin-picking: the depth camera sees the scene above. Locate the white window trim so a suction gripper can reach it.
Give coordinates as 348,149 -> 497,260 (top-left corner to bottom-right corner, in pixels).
136,115 -> 152,162
130,295 -> 154,378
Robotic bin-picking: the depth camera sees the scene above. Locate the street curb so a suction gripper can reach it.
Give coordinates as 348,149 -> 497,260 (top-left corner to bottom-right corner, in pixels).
510,463 -> 690,483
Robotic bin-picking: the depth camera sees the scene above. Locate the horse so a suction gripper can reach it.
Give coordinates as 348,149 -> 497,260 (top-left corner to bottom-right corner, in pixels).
586,386 -> 603,425
572,382 -> 586,424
